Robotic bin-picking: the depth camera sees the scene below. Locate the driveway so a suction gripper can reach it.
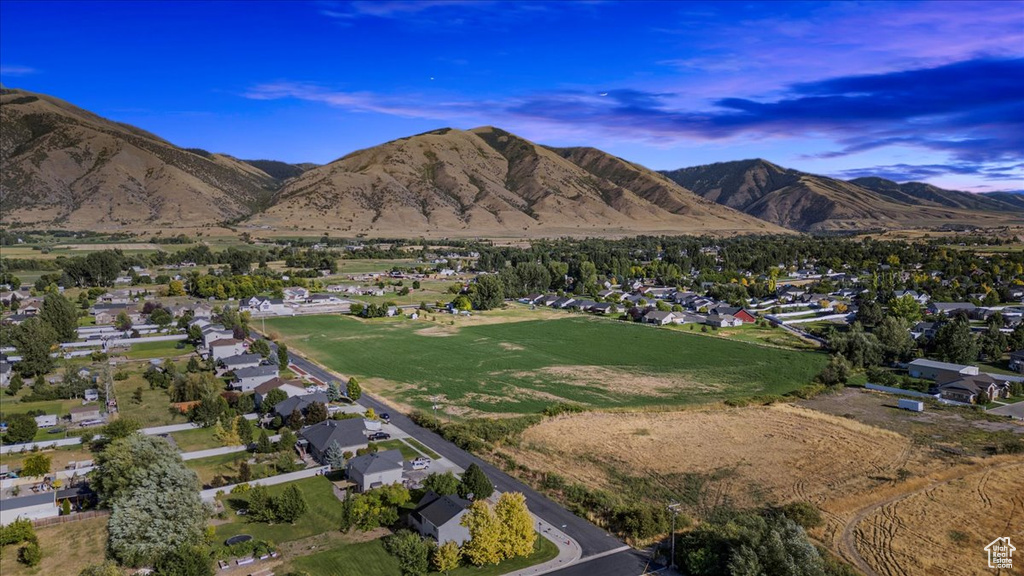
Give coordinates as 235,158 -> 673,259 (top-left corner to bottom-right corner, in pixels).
988,401 -> 1024,420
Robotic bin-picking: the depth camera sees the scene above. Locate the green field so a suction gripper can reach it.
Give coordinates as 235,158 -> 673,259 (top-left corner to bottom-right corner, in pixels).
285,530 -> 558,576
121,340 -> 194,360
265,313 -> 827,414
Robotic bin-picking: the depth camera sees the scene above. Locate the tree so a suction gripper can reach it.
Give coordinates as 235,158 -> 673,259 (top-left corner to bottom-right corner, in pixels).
458,464 -> 493,501
40,293 -> 78,342
246,484 -> 275,522
260,387 -> 287,411
103,417 -> 142,441
495,492 -> 535,559
934,317 -> 978,364
279,428 -> 298,451
324,440 -> 347,470
6,372 -> 23,395
150,307 -> 173,329
433,540 -> 462,575
11,317 -> 58,376
383,529 -> 432,576
306,401 -> 328,424
887,294 -> 922,322
979,324 -> 1007,361
818,354 -> 853,386
167,280 -> 186,296
23,453 -> 51,477
98,434 -> 207,566
326,381 -> 341,401
874,316 -> 916,364
423,471 -> 460,496
213,418 -> 241,446
277,342 -> 289,368
829,322 -> 882,369
977,390 -> 991,405
287,408 -> 304,430
153,544 -> 214,576
346,378 -> 362,401
256,430 -> 274,453
115,310 -> 133,331
470,275 -> 505,310
19,541 -> 42,566
250,339 -> 271,358
236,416 -> 254,445
461,500 -> 503,566
275,484 -> 309,523
4,413 -> 37,444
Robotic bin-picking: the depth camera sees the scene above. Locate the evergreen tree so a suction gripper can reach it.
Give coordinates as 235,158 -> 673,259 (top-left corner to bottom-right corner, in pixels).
274,484 -> 308,523
40,293 -> 79,342
324,441 -> 347,470
934,317 -> 978,364
256,430 -> 273,454
423,471 -> 460,496
346,377 -> 362,401
458,464 -> 493,501
306,401 -> 328,424
276,342 -> 289,368
326,381 -> 341,402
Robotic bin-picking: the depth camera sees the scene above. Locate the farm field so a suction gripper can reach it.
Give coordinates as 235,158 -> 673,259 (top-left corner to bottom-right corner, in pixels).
0,515 -> 108,576
850,462 -> 1024,576
505,404 -> 914,512
264,311 -> 827,415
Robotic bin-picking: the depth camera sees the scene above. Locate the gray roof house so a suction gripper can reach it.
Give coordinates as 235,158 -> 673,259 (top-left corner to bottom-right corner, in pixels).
409,490 -> 472,545
219,354 -> 263,371
272,392 -> 329,419
907,358 -> 979,381
1010,349 -> 1024,373
0,492 -> 57,526
299,419 -> 369,463
643,310 -> 675,325
231,364 -> 279,392
347,449 -> 404,492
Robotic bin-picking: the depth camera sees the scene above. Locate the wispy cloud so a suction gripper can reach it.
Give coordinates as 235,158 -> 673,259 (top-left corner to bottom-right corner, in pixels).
0,65 -> 39,77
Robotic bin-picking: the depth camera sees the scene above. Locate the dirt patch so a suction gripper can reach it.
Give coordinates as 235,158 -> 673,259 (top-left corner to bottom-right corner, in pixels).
415,326 -> 457,337
508,404 -> 912,510
508,365 -> 715,397
499,342 -> 525,351
58,242 -> 161,250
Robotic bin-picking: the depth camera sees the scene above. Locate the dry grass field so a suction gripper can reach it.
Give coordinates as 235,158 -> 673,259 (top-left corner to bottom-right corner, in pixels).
508,404 -> 914,511
848,462 -> 1024,576
0,516 -> 108,575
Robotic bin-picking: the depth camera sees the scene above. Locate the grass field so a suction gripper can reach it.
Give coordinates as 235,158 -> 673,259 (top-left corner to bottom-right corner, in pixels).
0,515 -> 108,576
265,312 -> 827,415
169,426 -> 222,452
216,476 -> 343,544
112,366 -> 185,427
121,340 -> 194,360
285,528 -> 559,576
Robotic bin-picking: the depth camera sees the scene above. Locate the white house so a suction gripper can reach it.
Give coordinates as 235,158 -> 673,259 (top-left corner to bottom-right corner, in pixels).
231,365 -> 279,392
0,493 -> 57,526
347,449 -> 404,492
209,338 -> 246,361
409,491 -> 472,545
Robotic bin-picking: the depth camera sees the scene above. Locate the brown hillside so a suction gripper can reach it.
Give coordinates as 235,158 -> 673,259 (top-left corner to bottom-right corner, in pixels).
250,127 -> 785,237
0,88 -> 277,229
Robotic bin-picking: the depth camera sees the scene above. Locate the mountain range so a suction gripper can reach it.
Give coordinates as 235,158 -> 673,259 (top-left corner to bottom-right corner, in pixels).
2,87 -> 1021,236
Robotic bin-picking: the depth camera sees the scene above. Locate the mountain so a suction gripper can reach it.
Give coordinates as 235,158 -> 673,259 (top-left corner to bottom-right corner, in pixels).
248,127 -> 785,236
0,88 -> 278,228
849,177 -> 1020,212
241,159 -> 316,182
662,160 -> 1024,232
981,191 -> 1024,210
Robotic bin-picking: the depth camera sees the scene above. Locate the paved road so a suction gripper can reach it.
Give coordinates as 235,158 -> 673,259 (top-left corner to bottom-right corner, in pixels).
544,549 -> 661,576
988,401 -> 1024,420
282,346 -> 628,559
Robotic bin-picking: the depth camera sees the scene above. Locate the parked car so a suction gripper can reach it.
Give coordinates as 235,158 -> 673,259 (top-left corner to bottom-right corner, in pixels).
411,457 -> 431,470
379,412 -> 391,423
46,427 -> 65,435
368,431 -> 391,441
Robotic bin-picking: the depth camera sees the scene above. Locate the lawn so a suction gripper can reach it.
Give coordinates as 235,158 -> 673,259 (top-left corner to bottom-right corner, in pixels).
169,426 -> 222,452
216,476 -> 344,544
370,439 -> 421,460
186,451 -> 249,486
404,438 -> 441,460
112,367 -> 185,427
121,340 -> 194,360
265,313 -> 827,415
285,530 -> 558,576
0,516 -> 108,576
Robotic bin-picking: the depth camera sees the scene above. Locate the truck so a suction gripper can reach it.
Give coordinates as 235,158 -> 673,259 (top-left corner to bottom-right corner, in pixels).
898,398 -> 924,412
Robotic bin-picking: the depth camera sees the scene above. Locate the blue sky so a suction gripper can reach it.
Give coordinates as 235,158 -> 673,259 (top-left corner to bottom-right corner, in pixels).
2,1 -> 1022,191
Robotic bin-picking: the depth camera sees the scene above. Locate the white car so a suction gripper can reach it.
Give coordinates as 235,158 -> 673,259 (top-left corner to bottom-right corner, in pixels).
411,457 -> 431,470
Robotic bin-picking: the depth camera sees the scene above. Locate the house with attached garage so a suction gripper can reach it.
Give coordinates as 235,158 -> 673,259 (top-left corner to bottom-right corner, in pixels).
231,364 -> 279,392
347,449 -> 404,492
409,490 -> 472,545
709,306 -> 757,324
254,377 -> 308,408
271,391 -> 329,419
705,313 -> 744,328
936,373 -> 1011,404
642,310 -> 676,325
209,338 -> 246,361
926,302 -> 977,317
202,325 -> 235,348
299,419 -> 369,463
218,353 -> 263,374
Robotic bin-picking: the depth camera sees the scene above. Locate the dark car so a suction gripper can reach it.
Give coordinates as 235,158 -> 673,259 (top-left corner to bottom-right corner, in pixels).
368,431 -> 391,441
379,412 -> 391,423
46,427 -> 65,435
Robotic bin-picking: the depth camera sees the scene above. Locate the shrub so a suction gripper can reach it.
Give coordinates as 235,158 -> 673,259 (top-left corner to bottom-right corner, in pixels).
19,541 -> 42,566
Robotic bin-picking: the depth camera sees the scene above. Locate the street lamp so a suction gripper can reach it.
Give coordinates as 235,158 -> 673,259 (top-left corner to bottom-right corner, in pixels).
668,502 -> 681,570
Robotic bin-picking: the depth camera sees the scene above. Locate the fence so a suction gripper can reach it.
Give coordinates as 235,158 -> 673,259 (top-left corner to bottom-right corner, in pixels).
33,510 -> 109,528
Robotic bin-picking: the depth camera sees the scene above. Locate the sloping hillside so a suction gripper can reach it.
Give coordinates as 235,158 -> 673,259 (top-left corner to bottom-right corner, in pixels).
850,177 -> 1020,212
0,88 -> 278,229
248,127 -> 785,237
662,160 -> 1024,232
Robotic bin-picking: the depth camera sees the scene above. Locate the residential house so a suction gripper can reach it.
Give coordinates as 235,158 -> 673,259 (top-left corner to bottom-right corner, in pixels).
936,373 -> 1011,404
910,321 -> 938,340
409,491 -> 472,545
907,358 -> 979,381
70,405 -> 102,424
643,311 -> 676,325
272,391 -> 329,419
0,492 -> 57,526
590,302 -> 615,315
92,304 -> 135,326
254,377 -> 309,408
209,338 -> 245,361
283,287 -> 310,302
705,314 -> 744,328
34,414 -> 58,428
0,362 -> 10,387
202,325 -> 235,348
299,419 -> 369,463
927,302 -> 977,317
1009,350 -> 1024,373
709,306 -> 757,323
219,354 -> 263,373
231,365 -> 280,392
894,290 -> 930,304
347,449 -> 404,492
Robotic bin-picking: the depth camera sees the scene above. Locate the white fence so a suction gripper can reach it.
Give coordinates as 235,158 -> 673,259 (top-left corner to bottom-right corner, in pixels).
199,467 -> 330,502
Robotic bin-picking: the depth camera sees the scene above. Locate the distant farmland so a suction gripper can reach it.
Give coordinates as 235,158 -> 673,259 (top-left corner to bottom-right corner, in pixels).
265,313 -> 827,415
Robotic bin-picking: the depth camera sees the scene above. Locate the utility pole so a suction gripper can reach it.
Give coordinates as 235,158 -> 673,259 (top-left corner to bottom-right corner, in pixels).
668,502 -> 681,571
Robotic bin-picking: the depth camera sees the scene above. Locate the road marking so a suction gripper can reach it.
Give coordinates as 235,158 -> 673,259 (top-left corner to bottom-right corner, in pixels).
575,545 -> 633,564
